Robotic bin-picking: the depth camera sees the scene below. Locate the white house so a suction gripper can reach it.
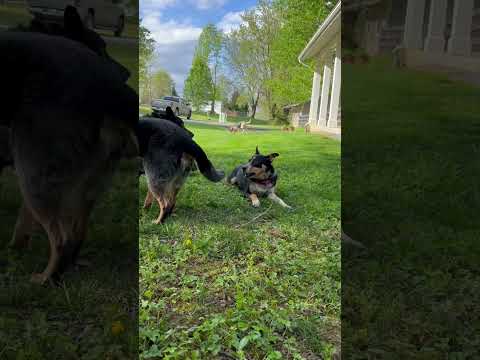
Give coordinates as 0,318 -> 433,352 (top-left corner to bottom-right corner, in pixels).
345,0 -> 480,72
298,2 -> 341,135
199,100 -> 223,115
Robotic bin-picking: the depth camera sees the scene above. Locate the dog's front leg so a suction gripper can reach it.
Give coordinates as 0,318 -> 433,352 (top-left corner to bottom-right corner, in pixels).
143,188 -> 154,210
268,192 -> 292,209
30,222 -> 63,285
10,203 -> 39,250
249,193 -> 260,207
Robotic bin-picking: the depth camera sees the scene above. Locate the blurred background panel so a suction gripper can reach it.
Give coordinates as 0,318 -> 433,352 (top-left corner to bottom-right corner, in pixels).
342,0 -> 480,357
0,1 -> 139,358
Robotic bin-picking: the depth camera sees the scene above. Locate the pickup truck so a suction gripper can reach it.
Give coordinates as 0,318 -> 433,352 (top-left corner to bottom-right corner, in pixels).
151,96 -> 192,119
26,0 -> 126,37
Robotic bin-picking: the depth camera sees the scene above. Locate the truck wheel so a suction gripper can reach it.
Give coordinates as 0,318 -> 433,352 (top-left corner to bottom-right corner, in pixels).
114,16 -> 124,37
175,108 -> 180,117
187,111 -> 192,120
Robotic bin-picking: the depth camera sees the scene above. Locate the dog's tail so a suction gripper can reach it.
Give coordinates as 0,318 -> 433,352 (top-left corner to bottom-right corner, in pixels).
181,138 -> 224,182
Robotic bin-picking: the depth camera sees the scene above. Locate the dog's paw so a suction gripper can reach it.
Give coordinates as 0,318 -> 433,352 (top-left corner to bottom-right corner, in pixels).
152,218 -> 163,225
252,200 -> 260,208
30,273 -> 48,285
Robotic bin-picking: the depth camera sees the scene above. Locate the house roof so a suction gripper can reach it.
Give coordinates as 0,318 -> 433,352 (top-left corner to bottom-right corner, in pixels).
298,1 -> 341,62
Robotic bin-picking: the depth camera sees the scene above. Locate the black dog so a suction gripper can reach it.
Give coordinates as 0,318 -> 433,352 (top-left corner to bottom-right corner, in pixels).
1,12 -> 138,284
227,147 -> 291,208
138,106 -> 195,176
137,116 -> 223,224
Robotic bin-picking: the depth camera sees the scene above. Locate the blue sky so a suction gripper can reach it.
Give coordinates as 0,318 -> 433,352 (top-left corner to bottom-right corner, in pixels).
140,0 -> 257,95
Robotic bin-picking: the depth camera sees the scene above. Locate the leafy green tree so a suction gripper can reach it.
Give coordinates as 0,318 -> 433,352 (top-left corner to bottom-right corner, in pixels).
184,56 -> 213,110
228,88 -> 240,111
171,84 -> 178,97
195,24 -> 224,114
225,1 -> 279,119
225,30 -> 260,118
151,69 -> 173,99
216,75 -> 233,106
241,0 -> 280,120
269,0 -> 335,105
139,22 -> 155,85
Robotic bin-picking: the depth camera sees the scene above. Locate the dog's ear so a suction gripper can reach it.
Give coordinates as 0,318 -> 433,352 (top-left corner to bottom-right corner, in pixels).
268,153 -> 279,161
255,146 -> 260,155
165,106 -> 175,120
64,6 -> 84,38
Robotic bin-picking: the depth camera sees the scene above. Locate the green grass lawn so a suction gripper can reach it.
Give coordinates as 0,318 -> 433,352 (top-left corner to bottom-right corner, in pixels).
343,60 -> 480,356
139,107 -> 279,129
190,111 -> 275,128
0,160 -> 139,358
139,126 -> 340,359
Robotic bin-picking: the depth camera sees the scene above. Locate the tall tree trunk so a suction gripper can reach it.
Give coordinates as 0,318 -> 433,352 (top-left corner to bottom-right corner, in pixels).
250,91 -> 260,119
210,63 -> 217,115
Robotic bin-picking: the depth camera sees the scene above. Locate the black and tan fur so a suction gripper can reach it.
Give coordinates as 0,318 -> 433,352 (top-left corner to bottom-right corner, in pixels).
138,115 -> 224,224
227,147 -> 291,209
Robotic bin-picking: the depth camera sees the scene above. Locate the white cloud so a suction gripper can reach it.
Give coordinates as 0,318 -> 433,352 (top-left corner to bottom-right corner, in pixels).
142,12 -> 202,45
217,10 -> 244,34
140,0 -> 177,12
193,0 -> 226,10
141,12 -> 201,95
152,40 -> 198,95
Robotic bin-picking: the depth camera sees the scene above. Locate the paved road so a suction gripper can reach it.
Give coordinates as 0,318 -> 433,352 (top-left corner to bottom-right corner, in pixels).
184,119 -> 277,132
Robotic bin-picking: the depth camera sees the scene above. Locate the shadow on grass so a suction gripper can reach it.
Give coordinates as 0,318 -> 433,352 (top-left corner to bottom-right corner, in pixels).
342,61 -> 480,357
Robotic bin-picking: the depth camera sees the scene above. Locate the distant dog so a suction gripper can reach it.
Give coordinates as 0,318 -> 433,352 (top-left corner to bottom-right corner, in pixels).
239,119 -> 251,131
138,117 -> 224,224
1,10 -> 138,284
229,124 -> 240,133
304,123 -> 311,133
227,147 -> 291,209
229,120 -> 251,134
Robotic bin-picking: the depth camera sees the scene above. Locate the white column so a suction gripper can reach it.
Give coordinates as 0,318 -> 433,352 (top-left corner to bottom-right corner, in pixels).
318,64 -> 331,127
447,0 -> 474,56
328,53 -> 341,128
424,0 -> 448,53
403,0 -> 426,49
308,70 -> 321,125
